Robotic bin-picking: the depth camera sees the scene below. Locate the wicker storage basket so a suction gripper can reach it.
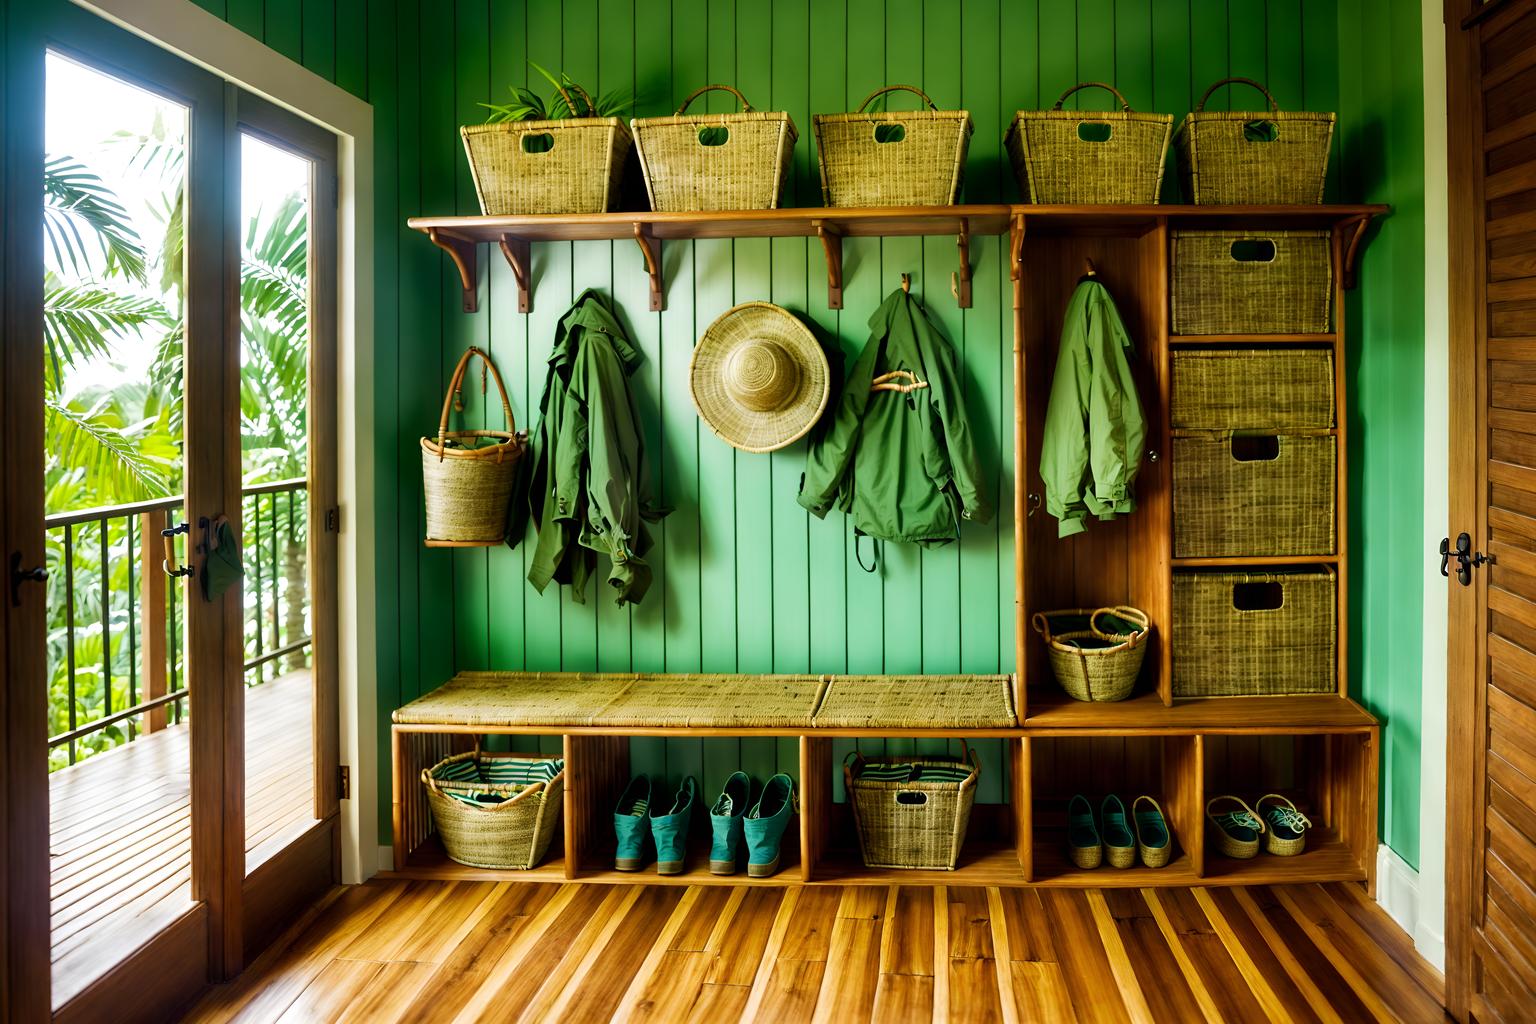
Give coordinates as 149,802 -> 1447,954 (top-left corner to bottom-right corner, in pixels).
423,750 -> 565,869
460,85 -> 630,215
1171,230 -> 1332,335
421,347 -> 526,547
1176,77 -> 1335,204
814,86 -> 972,207
631,85 -> 797,212
845,745 -> 979,870
1172,570 -> 1336,696
1173,434 -> 1336,557
1031,607 -> 1152,703
1172,349 -> 1335,431
1005,82 -> 1173,204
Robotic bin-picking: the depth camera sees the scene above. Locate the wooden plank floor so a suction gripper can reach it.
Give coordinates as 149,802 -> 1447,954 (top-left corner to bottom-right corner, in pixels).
182,877 -> 1446,1023
51,669 -> 314,1005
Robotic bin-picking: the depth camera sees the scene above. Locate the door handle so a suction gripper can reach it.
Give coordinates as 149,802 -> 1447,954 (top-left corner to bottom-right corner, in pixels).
9,551 -> 47,606
1440,532 -> 1490,587
162,521 -> 195,578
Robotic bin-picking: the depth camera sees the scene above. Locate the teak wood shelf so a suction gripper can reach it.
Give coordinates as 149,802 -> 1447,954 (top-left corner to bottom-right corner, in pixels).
395,201 -> 1388,892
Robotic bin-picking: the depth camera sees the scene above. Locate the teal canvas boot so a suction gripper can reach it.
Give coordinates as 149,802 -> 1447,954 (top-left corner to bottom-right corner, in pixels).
744,773 -> 795,878
650,776 -> 697,875
708,771 -> 751,875
613,775 -> 652,871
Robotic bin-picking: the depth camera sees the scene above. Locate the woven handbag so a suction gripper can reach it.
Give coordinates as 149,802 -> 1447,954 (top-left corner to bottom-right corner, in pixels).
423,750 -> 565,870
460,83 -> 631,215
1031,607 -> 1151,703
631,84 -> 797,212
1175,77 -> 1335,204
814,85 -> 972,207
421,347 -> 526,548
845,744 -> 979,870
1005,82 -> 1173,204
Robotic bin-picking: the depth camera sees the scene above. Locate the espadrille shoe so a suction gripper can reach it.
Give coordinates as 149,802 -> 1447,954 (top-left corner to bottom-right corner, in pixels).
1132,795 -> 1172,868
1256,794 -> 1311,856
613,775 -> 653,871
709,771 -> 751,874
1100,795 -> 1137,868
1206,795 -> 1265,859
744,774 -> 795,878
1066,794 -> 1103,869
650,776 -> 697,875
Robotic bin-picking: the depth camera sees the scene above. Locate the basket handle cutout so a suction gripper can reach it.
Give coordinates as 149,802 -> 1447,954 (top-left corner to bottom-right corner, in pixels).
1230,238 -> 1277,263
873,123 -> 906,144
1244,119 -> 1280,143
1232,580 -> 1285,611
896,791 -> 928,806
1077,122 -> 1114,142
697,125 -> 730,146
1052,81 -> 1134,112
1230,434 -> 1281,462
856,84 -> 939,113
436,346 -> 518,457
675,83 -> 754,115
1194,76 -> 1282,114
520,132 -> 554,154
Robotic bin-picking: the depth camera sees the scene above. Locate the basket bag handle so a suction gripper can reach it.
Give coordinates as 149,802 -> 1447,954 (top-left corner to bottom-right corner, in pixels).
855,84 -> 939,113
674,83 -> 755,115
1051,81 -> 1134,112
1089,606 -> 1149,647
562,82 -> 598,117
1194,76 -> 1282,114
435,346 -> 518,462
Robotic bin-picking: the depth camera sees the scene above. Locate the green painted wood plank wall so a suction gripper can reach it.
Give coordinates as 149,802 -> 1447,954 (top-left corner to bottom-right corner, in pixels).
194,0 -> 1425,860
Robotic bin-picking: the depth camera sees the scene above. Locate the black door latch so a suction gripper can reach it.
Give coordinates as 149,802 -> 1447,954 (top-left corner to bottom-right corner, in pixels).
1440,532 -> 1490,586
10,551 -> 47,607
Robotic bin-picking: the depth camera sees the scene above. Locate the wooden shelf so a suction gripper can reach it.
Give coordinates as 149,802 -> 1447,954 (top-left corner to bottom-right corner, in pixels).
1171,554 -> 1341,568
1030,841 -> 1201,887
1201,828 -> 1365,884
809,842 -> 1027,886
1023,691 -> 1378,735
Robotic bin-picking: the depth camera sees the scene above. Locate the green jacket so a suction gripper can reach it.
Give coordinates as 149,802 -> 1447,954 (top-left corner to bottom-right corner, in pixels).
511,291 -> 668,604
1040,278 -> 1147,538
799,288 -> 991,545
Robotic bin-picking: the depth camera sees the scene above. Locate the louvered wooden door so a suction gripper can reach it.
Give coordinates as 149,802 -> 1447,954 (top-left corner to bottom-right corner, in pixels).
1449,1 -> 1536,1019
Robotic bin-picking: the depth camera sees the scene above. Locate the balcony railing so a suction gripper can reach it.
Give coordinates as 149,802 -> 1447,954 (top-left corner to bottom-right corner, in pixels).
43,478 -> 311,770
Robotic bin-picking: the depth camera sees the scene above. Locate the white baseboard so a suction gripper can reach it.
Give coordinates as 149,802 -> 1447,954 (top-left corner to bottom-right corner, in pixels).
1377,844 -> 1445,971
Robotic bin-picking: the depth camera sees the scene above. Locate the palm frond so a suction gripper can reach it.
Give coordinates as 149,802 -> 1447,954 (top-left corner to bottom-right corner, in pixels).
43,156 -> 148,283
43,274 -> 174,392
44,396 -> 175,501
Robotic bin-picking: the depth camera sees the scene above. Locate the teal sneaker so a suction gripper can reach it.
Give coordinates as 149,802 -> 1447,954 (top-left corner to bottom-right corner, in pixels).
744,773 -> 795,878
650,776 -> 697,875
708,771 -> 751,875
613,775 -> 652,871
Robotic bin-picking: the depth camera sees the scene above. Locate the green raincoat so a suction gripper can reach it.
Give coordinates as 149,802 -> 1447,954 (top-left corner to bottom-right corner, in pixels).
799,287 -> 991,545
511,290 -> 668,604
1039,278 -> 1147,538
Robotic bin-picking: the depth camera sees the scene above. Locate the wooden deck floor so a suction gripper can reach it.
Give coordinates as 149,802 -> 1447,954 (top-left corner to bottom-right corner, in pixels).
182,876 -> 1445,1023
51,669 -> 314,1004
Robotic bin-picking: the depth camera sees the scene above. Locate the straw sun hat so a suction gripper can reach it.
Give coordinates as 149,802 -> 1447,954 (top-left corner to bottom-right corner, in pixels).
690,302 -> 830,453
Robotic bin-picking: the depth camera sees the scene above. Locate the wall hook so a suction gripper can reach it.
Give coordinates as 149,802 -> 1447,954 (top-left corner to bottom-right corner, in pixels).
1084,257 -> 1098,277
901,273 -> 912,294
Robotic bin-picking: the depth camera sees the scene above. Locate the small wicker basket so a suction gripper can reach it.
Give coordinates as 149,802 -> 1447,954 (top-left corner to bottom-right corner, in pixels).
421,347 -> 526,548
1171,229 -> 1333,335
1171,348 -> 1335,432
1173,433 -> 1336,558
1005,82 -> 1173,204
845,745 -> 979,870
1031,607 -> 1152,703
1176,77 -> 1335,205
631,84 -> 797,212
423,750 -> 565,870
1172,570 -> 1337,697
460,83 -> 630,215
814,86 -> 972,207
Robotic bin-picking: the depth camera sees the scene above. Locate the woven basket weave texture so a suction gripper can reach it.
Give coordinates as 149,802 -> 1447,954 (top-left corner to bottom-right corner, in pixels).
631,85 -> 797,211
1031,608 -> 1151,703
1172,434 -> 1336,557
1172,570 -> 1336,696
460,118 -> 630,215
814,675 -> 1016,728
423,751 -> 564,870
814,86 -> 972,207
1176,77 -> 1335,204
1171,230 -> 1333,335
1171,348 -> 1335,431
1005,82 -> 1172,204
846,750 -> 979,870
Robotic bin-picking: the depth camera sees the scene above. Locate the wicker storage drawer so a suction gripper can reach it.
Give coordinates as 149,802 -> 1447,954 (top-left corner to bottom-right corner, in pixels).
1173,433 -> 1335,557
845,747 -> 979,870
1171,349 -> 1334,431
1172,570 -> 1336,696
1171,230 -> 1332,335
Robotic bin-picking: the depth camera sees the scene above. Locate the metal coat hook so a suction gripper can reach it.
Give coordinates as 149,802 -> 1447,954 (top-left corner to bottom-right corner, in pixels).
900,273 -> 912,293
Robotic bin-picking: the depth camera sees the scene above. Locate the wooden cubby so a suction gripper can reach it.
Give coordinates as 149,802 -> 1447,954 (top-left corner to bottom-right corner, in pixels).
393,202 -> 1387,891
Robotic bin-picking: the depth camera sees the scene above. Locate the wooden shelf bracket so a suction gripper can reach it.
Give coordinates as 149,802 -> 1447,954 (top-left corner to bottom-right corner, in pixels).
632,224 -> 664,311
1009,213 -> 1027,283
1338,213 -> 1375,290
815,221 -> 844,309
428,228 -> 478,313
952,218 -> 973,308
498,235 -> 532,313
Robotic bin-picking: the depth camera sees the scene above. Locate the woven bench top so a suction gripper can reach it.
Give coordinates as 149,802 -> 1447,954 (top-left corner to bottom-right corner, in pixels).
392,672 -> 1018,730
